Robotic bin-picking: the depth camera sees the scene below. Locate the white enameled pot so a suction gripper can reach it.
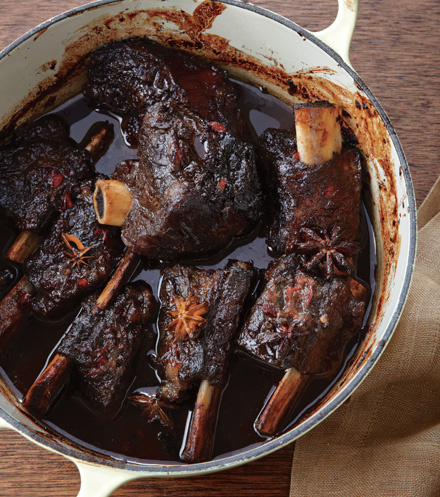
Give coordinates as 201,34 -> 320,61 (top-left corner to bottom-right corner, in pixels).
0,1 -> 417,496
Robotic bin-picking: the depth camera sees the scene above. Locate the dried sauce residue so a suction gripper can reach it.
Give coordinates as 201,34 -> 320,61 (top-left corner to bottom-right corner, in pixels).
38,60 -> 57,74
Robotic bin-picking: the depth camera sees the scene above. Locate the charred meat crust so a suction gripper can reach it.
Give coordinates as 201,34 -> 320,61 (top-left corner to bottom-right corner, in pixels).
258,128 -> 362,257
113,101 -> 262,261
57,282 -> 155,419
25,181 -> 123,318
237,254 -> 366,375
83,37 -> 250,144
157,261 -> 255,402
0,115 -> 93,232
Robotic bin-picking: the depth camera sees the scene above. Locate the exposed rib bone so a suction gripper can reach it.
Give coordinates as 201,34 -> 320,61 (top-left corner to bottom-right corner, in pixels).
5,231 -> 42,263
0,276 -> 34,352
180,380 -> 223,462
254,367 -> 310,436
22,354 -> 71,416
294,102 -> 342,166
93,249 -> 138,313
23,249 -> 139,414
93,179 -> 132,226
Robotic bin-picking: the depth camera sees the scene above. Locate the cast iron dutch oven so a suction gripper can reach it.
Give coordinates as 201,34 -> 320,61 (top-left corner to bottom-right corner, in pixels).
0,0 -> 417,495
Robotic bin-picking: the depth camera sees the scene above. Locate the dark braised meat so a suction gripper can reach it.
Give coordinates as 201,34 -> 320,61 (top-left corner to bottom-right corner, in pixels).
113,101 -> 262,261
0,276 -> 34,352
157,261 -> 255,402
57,282 -> 155,418
259,129 -> 362,276
12,114 -> 69,142
83,37 -> 249,144
25,181 -> 123,318
0,115 -> 93,232
237,254 -> 367,375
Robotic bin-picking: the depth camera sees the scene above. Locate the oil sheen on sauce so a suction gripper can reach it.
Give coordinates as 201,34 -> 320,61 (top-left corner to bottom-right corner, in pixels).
0,80 -> 376,464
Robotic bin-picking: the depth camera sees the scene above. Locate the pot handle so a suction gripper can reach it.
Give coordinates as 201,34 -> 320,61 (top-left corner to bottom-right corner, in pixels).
0,415 -> 131,496
311,0 -> 358,67
74,460 -> 137,497
0,415 -> 135,496
0,416 -> 12,430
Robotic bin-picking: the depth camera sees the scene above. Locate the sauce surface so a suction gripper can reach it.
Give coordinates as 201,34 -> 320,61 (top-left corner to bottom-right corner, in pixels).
0,80 -> 376,464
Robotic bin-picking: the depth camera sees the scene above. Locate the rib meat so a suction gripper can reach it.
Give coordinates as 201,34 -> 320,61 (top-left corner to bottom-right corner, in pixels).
0,115 -> 93,232
237,254 -> 367,375
25,181 -> 123,318
83,37 -> 249,144
112,101 -> 262,261
55,282 -> 155,418
157,261 -> 255,402
258,128 -> 362,274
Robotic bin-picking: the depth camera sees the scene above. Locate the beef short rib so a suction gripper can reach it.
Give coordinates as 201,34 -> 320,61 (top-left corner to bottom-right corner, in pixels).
157,261 -> 255,402
25,181 -> 123,318
83,37 -> 249,143
259,128 -> 362,276
237,254 -> 367,375
57,282 -> 155,418
0,115 -> 93,232
113,101 -> 262,261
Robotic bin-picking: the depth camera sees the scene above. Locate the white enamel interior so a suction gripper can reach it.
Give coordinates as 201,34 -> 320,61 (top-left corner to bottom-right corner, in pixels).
0,0 -> 416,493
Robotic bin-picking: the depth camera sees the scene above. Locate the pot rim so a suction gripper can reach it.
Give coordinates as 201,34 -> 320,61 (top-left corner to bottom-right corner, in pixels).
0,0 -> 417,477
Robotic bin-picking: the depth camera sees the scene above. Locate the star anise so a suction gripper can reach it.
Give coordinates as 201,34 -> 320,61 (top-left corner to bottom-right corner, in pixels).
166,294 -> 209,341
129,393 -> 175,429
62,233 -> 93,270
295,226 -> 357,278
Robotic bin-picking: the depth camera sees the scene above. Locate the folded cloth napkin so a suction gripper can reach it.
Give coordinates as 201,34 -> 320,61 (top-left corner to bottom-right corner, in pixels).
290,177 -> 440,497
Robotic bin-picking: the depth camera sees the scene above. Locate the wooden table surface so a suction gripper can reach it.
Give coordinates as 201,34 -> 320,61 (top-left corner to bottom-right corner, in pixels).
0,0 -> 438,496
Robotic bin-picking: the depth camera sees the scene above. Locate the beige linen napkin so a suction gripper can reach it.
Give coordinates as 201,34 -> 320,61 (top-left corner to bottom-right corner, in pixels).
290,178 -> 440,497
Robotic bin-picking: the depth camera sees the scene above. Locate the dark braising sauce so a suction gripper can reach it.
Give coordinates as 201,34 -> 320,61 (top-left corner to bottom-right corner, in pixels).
0,80 -> 376,464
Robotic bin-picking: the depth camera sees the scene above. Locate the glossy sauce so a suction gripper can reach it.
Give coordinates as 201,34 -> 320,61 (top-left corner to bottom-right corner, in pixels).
0,80 -> 376,464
